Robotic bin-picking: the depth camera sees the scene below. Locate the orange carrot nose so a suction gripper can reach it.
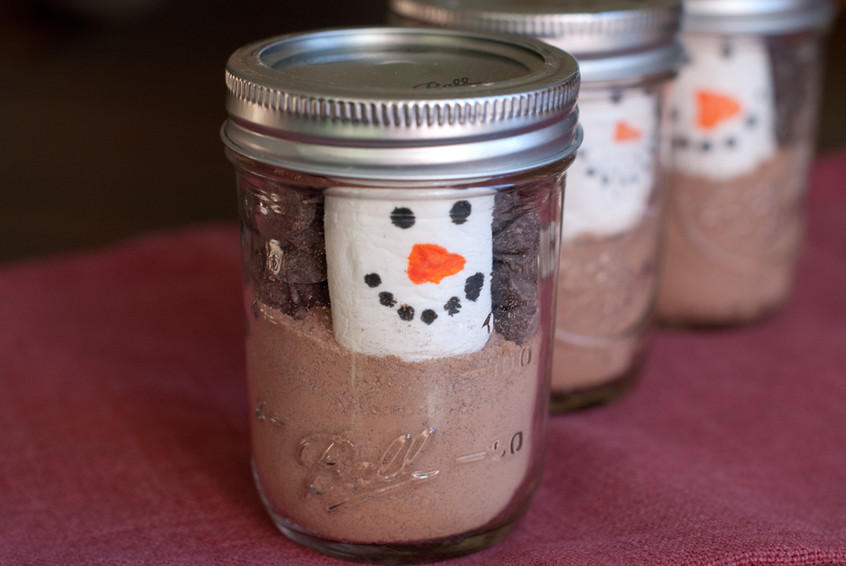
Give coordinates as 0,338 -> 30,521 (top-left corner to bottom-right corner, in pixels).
614,121 -> 642,142
696,89 -> 741,130
407,243 -> 466,285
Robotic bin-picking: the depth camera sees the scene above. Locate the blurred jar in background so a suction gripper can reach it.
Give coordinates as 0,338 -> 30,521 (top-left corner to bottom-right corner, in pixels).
390,0 -> 684,412
657,0 -> 837,326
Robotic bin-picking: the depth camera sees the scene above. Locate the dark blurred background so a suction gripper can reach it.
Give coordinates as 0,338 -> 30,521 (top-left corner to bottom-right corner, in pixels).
1,0 -> 844,265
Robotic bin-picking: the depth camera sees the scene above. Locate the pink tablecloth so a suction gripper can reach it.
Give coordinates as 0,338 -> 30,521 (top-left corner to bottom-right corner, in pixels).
2,150 -> 845,566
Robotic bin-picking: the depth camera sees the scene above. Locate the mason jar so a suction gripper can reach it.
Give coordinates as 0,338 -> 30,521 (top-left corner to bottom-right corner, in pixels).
222,28 -> 581,562
657,0 -> 837,326
390,0 -> 684,412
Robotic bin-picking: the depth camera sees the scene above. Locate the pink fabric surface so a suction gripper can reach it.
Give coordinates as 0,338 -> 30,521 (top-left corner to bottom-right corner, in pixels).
2,150 -> 845,565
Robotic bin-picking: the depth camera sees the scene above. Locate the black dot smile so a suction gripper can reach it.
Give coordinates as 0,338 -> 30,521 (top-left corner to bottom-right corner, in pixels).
364,272 -> 485,325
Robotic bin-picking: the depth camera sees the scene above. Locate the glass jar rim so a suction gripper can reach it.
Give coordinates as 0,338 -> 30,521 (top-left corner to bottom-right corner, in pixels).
222,27 -> 582,180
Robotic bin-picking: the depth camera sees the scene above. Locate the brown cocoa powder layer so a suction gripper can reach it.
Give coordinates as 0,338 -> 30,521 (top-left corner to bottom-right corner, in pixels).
657,148 -> 806,326
247,302 -> 544,544
551,209 -> 660,394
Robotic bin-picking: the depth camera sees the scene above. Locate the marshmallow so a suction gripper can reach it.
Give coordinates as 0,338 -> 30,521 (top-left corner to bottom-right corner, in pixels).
563,90 -> 659,240
324,188 -> 494,361
670,34 -> 776,180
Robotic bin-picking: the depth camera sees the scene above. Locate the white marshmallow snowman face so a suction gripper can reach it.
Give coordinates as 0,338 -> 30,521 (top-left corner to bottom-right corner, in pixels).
325,188 -> 494,361
563,90 -> 659,241
670,34 -> 777,181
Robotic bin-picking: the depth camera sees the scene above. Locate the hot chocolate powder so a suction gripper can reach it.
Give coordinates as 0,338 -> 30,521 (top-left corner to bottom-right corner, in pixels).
551,208 -> 660,395
657,148 -> 805,325
247,301 -> 544,544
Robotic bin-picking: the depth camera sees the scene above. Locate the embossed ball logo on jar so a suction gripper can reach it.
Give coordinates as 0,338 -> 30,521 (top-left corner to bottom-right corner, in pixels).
325,188 -> 494,361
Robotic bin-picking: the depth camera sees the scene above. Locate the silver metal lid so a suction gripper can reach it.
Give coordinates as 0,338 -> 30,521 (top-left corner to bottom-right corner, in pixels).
222,27 -> 581,180
389,0 -> 684,84
682,0 -> 837,35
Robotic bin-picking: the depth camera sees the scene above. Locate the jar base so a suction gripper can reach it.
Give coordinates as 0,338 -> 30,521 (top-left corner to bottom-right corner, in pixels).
253,461 -> 521,564
656,293 -> 790,329
271,516 -> 516,564
549,357 -> 643,414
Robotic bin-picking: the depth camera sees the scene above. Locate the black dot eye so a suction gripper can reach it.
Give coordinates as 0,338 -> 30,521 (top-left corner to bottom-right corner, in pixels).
465,273 -> 484,302
391,207 -> 415,229
397,305 -> 415,321
450,200 -> 472,225
421,309 -> 437,325
364,273 -> 381,288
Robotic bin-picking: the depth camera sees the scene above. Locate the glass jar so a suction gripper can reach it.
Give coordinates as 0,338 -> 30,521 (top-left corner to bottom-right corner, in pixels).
389,0 -> 684,412
657,0 -> 837,326
222,28 -> 580,563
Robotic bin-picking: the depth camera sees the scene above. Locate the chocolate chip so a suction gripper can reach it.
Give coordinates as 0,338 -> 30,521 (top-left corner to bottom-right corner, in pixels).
241,175 -> 330,318
769,35 -> 816,144
491,183 -> 547,344
258,281 -> 329,321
